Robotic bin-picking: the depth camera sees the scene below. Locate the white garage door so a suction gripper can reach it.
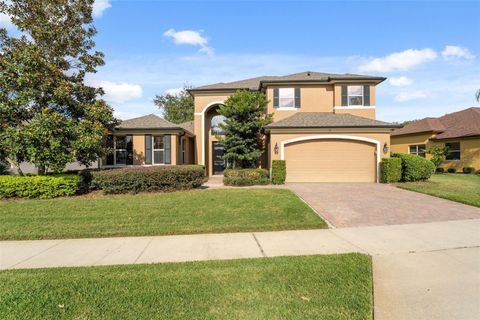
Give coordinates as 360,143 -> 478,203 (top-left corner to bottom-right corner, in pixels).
284,139 -> 376,182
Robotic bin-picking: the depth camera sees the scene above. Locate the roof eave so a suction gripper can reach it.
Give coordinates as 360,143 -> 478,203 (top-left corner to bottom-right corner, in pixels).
265,125 -> 400,131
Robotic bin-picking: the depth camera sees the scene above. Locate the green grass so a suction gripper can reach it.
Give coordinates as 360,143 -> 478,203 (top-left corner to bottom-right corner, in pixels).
0,254 -> 372,320
0,189 -> 326,240
397,173 -> 480,207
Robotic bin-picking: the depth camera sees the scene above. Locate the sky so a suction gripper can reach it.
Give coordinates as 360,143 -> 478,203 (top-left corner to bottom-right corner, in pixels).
2,0 -> 480,121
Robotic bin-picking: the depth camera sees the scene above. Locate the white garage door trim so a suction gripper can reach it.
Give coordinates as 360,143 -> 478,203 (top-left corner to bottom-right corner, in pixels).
280,135 -> 381,182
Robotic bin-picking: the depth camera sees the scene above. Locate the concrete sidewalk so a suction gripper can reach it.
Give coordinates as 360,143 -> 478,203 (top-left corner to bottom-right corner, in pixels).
2,218 -> 479,270
2,219 -> 479,320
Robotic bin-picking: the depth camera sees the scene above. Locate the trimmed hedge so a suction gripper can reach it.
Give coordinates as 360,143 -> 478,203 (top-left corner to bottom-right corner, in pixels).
435,168 -> 445,173
0,174 -> 81,199
223,168 -> 270,186
380,158 -> 402,183
271,160 -> 286,185
89,165 -> 206,194
392,153 -> 435,182
447,168 -> 457,174
463,167 -> 475,174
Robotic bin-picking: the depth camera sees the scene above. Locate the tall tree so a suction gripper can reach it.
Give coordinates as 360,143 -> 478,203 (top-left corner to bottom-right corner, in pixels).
476,89 -> 480,102
153,87 -> 194,124
217,90 -> 272,169
0,0 -> 117,174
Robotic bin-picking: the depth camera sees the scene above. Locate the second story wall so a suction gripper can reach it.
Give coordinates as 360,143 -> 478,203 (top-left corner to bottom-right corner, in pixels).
266,84 -> 334,121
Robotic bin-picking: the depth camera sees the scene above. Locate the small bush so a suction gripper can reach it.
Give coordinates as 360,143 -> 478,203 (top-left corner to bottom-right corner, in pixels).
462,167 -> 475,174
380,158 -> 402,183
223,168 -> 269,186
447,168 -> 457,174
90,165 -> 206,194
0,174 -> 81,199
271,160 -> 286,185
392,153 -> 435,182
435,167 -> 445,173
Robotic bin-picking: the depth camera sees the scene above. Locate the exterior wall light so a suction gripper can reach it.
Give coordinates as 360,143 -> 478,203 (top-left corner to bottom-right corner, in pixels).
274,143 -> 279,155
383,143 -> 389,154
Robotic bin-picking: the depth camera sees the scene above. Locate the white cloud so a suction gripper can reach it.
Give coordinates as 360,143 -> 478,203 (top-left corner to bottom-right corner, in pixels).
394,90 -> 429,102
389,76 -> 413,87
93,0 -> 111,18
94,81 -> 143,103
164,28 -> 214,56
164,87 -> 184,96
441,45 -> 475,61
359,48 -> 437,72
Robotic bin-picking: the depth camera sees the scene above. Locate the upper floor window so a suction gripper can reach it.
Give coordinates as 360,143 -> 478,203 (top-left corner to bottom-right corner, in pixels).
348,86 -> 364,106
409,144 -> 426,158
211,115 -> 226,135
445,142 -> 460,160
341,85 -> 370,107
273,88 -> 301,109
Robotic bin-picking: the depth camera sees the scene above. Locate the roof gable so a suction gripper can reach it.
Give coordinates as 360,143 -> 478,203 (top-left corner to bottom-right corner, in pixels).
392,107 -> 480,139
117,114 -> 179,130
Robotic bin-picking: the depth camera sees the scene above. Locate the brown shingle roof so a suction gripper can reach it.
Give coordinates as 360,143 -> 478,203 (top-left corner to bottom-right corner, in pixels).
179,120 -> 194,134
265,112 -> 398,129
191,71 -> 386,92
391,107 -> 480,139
117,114 -> 180,130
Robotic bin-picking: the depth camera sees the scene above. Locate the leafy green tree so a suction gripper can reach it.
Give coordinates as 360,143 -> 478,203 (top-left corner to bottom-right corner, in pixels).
425,145 -> 449,168
153,87 -> 194,124
217,90 -> 272,169
0,0 -> 117,174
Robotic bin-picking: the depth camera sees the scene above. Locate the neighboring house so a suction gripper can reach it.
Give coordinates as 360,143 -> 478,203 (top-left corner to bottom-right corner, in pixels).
391,107 -> 480,171
188,71 -> 399,182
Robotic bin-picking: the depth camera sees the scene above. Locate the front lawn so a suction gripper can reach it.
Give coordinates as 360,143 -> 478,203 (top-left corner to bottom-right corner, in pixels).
397,173 -> 480,207
0,189 -> 326,240
0,254 -> 372,320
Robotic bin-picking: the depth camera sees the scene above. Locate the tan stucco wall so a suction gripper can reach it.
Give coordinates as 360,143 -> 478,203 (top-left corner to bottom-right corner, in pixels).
266,85 -> 334,121
335,108 -> 376,119
390,133 -> 434,154
391,134 -> 480,170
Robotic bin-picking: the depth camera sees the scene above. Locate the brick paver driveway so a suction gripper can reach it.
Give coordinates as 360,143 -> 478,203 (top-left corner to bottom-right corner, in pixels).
287,183 -> 480,228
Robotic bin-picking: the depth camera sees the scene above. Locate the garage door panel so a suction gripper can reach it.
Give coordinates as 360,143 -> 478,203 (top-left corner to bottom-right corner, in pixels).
284,139 -> 376,182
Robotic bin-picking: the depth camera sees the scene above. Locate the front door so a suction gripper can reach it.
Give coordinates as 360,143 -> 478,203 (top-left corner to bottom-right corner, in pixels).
212,142 -> 225,175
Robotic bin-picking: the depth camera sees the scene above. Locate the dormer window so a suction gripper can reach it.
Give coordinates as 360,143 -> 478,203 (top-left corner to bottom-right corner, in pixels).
348,86 -> 364,106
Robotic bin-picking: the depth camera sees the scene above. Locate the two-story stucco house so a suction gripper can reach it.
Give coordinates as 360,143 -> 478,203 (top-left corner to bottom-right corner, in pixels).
100,71 -> 399,182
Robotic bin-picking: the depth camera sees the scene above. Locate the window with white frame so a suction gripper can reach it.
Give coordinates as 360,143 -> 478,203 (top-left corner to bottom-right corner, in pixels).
445,142 -> 460,160
409,144 -> 426,158
348,86 -> 364,106
279,88 -> 295,108
152,135 -> 165,164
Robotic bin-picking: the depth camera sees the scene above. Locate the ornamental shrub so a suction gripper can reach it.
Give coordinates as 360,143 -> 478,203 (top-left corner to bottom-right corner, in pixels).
447,168 -> 457,174
90,165 -> 206,194
0,174 -> 81,199
392,153 -> 435,182
462,167 -> 475,174
223,168 -> 269,186
435,167 -> 445,173
271,160 -> 286,185
380,158 -> 402,183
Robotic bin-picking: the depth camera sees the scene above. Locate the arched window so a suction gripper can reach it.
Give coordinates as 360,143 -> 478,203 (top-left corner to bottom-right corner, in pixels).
211,115 -> 226,134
